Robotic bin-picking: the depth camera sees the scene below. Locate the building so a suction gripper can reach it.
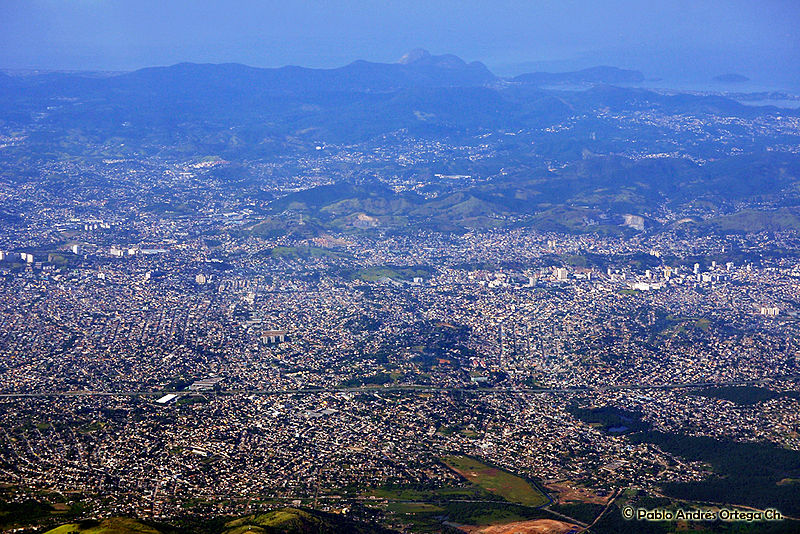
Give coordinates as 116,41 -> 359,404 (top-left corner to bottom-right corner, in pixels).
155,393 -> 179,404
260,330 -> 288,345
188,376 -> 224,391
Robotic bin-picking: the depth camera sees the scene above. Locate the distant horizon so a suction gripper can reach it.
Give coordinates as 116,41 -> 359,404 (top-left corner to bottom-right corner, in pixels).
2,49 -> 798,94
0,51 -> 639,76
2,1 -> 798,89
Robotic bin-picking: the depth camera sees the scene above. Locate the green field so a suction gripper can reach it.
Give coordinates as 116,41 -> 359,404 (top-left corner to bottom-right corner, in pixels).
363,484 -> 549,530
386,502 -> 444,514
441,456 -> 549,507
363,483 -> 494,502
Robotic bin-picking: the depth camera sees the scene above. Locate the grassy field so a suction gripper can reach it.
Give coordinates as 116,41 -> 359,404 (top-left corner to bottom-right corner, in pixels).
441,456 -> 550,507
386,502 -> 444,514
363,483 -> 495,502
364,484 -> 550,530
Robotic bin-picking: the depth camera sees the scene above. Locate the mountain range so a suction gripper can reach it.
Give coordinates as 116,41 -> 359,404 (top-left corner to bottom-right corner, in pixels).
1,50 -> 780,147
3,49 -> 641,93
2,50 -> 799,234
0,49 -> 775,159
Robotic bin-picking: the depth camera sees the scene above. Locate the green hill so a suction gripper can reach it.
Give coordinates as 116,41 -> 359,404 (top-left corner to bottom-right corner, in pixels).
42,509 -> 394,534
222,508 -> 393,534
44,518 -> 171,534
702,207 -> 800,233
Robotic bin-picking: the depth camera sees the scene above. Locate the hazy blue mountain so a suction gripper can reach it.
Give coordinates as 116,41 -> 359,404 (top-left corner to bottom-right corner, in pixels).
1,52 -> 794,188
1,54 -> 774,142
11,49 -> 495,98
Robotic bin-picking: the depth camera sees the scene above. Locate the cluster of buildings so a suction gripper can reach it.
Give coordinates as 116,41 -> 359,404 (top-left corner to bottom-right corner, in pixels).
0,97 -> 798,528
0,220 -> 798,523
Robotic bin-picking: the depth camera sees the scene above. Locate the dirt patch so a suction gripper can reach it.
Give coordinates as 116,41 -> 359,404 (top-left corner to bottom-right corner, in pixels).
460,519 -> 579,534
546,481 -> 611,505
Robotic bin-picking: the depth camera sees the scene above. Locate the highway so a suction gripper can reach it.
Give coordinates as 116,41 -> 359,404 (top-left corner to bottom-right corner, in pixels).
0,375 -> 795,399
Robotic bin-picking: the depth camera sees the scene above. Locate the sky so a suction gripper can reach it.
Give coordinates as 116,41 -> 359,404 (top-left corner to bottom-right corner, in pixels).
1,0 -> 798,88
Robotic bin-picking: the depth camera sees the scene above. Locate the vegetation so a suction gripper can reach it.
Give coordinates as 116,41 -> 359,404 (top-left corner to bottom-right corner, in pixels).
690,386 -> 798,406
339,372 -> 396,388
437,501 -> 549,526
42,509 -> 393,534
222,508 -> 392,534
364,483 -> 549,530
266,246 -> 348,260
549,502 -> 605,524
363,482 -> 496,502
568,406 -> 649,434
44,518 -> 170,534
703,208 -> 800,234
441,455 -> 550,507
0,499 -> 56,530
628,432 -> 800,516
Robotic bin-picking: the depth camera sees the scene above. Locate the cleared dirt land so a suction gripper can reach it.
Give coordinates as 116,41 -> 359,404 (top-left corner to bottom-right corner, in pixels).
461,518 -> 578,534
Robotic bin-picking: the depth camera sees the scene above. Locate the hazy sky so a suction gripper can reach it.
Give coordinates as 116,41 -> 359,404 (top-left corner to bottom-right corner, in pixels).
1,0 -> 798,86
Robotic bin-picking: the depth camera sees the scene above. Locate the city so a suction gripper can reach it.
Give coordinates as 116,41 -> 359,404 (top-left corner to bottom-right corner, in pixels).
1,2 -> 800,532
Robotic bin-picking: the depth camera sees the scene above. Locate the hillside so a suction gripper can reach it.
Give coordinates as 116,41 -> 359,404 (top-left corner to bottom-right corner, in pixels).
222,508 -> 395,534
250,152 -> 800,234
42,509 -> 396,534
43,518 -> 174,534
1,52 -> 798,235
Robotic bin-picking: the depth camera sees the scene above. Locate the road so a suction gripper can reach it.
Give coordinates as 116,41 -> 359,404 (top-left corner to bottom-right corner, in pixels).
0,375 -> 795,399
